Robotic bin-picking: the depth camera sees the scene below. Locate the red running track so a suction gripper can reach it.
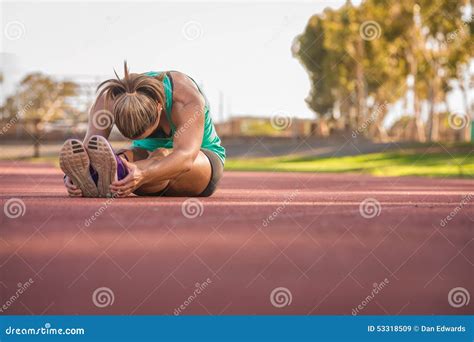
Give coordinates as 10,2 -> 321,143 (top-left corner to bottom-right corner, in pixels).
0,161 -> 473,315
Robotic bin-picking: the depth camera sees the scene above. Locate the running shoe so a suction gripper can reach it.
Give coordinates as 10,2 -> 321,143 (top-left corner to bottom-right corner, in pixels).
86,135 -> 128,197
59,139 -> 99,197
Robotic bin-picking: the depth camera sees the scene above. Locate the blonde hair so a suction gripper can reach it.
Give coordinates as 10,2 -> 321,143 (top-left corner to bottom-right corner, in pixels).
97,61 -> 166,139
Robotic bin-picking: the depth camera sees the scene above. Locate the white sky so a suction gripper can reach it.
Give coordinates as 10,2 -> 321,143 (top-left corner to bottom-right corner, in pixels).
0,0 -> 357,121
0,0 -> 469,125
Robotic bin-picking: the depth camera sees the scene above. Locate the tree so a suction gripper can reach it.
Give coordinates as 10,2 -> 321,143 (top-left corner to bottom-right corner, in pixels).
1,73 -> 78,157
293,0 -> 473,143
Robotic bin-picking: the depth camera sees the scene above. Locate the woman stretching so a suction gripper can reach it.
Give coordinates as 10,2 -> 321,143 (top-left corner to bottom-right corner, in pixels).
59,62 -> 225,197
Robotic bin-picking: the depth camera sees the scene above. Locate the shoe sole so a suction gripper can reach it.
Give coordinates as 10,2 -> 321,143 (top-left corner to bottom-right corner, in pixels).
86,135 -> 117,198
59,139 -> 99,197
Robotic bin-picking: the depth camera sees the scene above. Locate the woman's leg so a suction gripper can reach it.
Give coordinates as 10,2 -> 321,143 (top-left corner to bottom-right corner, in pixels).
164,150 -> 212,196
132,148 -> 212,196
115,147 -> 169,195
132,148 -> 172,195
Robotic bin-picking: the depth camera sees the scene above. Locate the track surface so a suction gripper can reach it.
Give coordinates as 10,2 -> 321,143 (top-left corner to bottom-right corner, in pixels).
0,161 -> 473,315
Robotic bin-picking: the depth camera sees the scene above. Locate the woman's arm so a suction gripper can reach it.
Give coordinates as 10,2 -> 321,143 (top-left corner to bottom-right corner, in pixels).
110,72 -> 206,196
83,93 -> 114,143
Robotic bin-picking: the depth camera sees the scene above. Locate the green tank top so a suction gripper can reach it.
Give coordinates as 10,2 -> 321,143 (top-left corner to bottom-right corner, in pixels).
131,71 -> 226,164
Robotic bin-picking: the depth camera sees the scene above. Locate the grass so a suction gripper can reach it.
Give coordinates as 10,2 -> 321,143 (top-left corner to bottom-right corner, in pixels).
5,143 -> 474,178
225,147 -> 474,178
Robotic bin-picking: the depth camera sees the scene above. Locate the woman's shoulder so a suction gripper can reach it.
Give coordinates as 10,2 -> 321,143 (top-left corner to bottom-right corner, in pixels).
168,72 -> 201,100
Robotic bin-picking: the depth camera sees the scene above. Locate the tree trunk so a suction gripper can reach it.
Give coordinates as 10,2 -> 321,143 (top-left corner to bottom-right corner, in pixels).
460,83 -> 472,142
414,94 -> 426,142
371,102 -> 389,143
377,124 -> 390,143
427,74 -> 440,142
34,141 -> 40,158
406,50 -> 426,142
348,105 -> 357,132
318,119 -> 329,137
355,37 -> 367,128
33,119 -> 41,158
432,58 -> 445,142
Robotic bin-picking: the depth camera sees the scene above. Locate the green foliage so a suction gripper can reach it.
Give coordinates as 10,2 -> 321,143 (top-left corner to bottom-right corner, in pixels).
293,0 -> 472,142
1,73 -> 78,122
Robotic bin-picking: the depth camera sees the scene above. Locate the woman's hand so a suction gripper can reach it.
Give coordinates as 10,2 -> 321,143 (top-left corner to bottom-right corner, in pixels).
110,160 -> 144,197
64,175 -> 83,197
